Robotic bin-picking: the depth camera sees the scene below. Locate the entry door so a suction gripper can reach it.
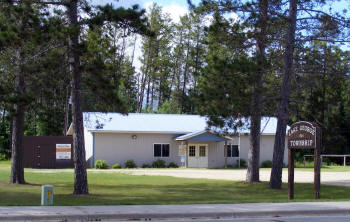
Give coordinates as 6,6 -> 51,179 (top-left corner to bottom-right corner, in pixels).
188,144 -> 208,168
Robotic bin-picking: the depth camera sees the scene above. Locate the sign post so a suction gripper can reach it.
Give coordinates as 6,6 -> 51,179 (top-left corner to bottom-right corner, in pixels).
287,121 -> 321,200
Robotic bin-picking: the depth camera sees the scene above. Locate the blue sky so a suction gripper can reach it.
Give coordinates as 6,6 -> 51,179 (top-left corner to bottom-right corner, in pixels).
92,0 -> 349,22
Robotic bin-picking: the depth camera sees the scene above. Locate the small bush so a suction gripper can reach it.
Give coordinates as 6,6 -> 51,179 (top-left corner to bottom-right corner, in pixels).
95,160 -> 109,169
168,162 -> 178,168
112,163 -> 121,169
261,160 -> 272,168
0,153 -> 8,161
226,164 -> 234,169
237,158 -> 247,168
125,159 -> 137,168
142,164 -> 151,168
152,159 -> 166,168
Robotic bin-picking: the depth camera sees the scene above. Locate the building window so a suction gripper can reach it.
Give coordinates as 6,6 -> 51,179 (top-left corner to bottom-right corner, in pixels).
226,145 -> 239,157
154,144 -> 170,157
189,146 -> 196,157
199,146 -> 206,157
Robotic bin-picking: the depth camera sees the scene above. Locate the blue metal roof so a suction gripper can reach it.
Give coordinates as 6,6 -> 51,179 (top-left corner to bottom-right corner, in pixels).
78,112 -> 281,135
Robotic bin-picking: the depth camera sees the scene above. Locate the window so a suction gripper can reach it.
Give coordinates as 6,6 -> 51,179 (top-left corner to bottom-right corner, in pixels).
199,146 -> 206,157
189,146 -> 196,157
154,144 -> 170,157
226,145 -> 239,157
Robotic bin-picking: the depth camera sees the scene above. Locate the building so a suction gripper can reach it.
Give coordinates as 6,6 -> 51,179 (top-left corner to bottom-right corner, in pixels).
67,112 -> 288,168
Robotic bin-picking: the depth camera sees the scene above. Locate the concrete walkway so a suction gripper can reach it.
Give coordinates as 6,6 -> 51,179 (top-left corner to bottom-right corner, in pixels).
1,202 -> 350,221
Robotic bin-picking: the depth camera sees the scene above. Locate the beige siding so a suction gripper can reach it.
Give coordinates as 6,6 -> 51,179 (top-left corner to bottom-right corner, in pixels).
94,132 -> 181,168
90,131 -> 287,168
84,128 -> 93,167
230,134 -> 288,166
208,141 -> 225,168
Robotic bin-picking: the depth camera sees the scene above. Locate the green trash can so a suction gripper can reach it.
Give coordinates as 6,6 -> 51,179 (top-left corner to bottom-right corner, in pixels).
41,185 -> 53,206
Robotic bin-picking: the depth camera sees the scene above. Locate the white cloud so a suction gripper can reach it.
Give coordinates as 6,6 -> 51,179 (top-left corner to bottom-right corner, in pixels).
143,1 -> 189,23
162,4 -> 189,23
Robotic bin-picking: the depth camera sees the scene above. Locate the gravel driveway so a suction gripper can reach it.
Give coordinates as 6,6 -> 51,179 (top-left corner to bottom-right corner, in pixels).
105,168 -> 350,187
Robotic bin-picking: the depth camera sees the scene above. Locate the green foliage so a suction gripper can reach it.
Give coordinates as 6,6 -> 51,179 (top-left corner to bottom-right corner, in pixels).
226,164 -> 234,169
142,164 -> 151,168
261,160 -> 272,168
157,100 -> 181,114
152,159 -> 166,168
125,159 -> 137,168
112,163 -> 121,169
95,160 -> 109,169
167,162 -> 178,168
0,154 -> 8,161
237,159 -> 247,168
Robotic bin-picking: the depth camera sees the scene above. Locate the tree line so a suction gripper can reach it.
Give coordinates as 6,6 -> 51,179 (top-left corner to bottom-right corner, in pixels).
0,0 -> 349,193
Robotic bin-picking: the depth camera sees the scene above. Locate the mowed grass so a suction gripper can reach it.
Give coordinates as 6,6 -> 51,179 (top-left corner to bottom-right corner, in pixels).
1,161 -> 350,206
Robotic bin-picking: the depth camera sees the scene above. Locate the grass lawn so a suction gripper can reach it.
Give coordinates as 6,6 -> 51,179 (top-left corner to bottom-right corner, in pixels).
1,160 -> 350,206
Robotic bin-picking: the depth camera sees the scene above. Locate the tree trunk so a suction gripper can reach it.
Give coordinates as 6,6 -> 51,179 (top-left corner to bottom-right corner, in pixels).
63,85 -> 70,136
270,0 -> 297,189
10,51 -> 26,184
138,41 -> 152,112
67,0 -> 89,195
246,0 -> 268,183
181,38 -> 191,113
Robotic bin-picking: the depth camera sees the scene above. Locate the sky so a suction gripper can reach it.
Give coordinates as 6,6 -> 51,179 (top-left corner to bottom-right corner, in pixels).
91,0 -> 200,22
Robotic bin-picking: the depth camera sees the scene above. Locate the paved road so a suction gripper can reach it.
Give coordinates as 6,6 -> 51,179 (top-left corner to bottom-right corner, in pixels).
28,168 -> 350,187
110,216 -> 350,222
8,216 -> 350,222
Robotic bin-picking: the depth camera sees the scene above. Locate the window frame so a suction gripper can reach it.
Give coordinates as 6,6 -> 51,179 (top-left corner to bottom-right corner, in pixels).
153,143 -> 170,158
226,144 -> 239,158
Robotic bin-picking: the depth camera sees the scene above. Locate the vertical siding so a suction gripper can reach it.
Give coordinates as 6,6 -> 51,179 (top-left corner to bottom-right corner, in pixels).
208,141 -> 225,168
91,132 -> 288,168
94,133 -> 181,167
231,134 -> 288,166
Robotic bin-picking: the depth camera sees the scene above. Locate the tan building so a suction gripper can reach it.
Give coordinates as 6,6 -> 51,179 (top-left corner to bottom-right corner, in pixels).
67,113 -> 288,168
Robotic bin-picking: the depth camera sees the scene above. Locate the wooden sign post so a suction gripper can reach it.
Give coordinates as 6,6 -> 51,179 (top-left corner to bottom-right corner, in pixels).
287,121 -> 321,200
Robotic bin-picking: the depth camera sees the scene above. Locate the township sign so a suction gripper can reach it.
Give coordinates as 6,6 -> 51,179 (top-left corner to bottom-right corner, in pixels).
288,121 -> 317,149
56,144 -> 72,159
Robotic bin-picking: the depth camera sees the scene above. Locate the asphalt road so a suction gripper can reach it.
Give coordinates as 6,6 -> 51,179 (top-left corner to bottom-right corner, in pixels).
110,216 -> 350,222
19,216 -> 350,222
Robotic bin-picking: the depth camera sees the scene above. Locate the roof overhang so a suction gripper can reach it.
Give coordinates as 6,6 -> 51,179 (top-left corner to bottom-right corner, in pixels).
175,130 -> 232,142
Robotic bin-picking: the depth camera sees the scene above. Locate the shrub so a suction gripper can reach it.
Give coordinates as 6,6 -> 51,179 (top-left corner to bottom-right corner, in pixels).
237,158 -> 247,168
0,153 -> 7,161
112,163 -> 121,169
142,164 -> 151,168
125,159 -> 137,168
168,162 -> 178,168
226,164 -> 234,169
261,160 -> 273,168
152,159 -> 166,168
95,160 -> 109,169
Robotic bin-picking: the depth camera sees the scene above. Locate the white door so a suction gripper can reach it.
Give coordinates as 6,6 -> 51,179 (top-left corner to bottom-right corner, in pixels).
188,144 -> 208,168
